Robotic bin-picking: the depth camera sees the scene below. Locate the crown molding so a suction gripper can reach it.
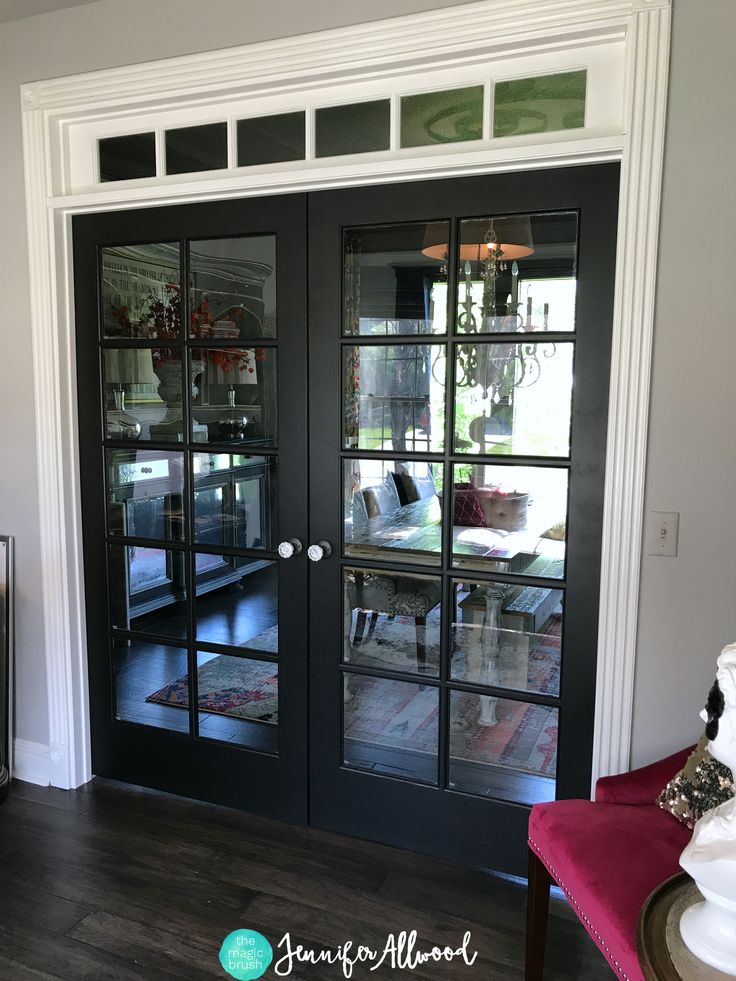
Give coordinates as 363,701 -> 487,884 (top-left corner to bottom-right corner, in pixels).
19,0 -> 652,115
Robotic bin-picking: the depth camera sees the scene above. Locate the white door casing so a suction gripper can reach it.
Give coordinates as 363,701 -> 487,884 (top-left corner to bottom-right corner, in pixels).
19,0 -> 671,791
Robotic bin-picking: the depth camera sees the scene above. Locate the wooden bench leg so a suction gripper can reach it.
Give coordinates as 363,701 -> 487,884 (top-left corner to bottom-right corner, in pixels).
526,847 -> 551,981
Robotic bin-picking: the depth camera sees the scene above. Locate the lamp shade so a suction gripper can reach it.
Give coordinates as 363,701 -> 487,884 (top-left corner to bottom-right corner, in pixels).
422,215 -> 534,262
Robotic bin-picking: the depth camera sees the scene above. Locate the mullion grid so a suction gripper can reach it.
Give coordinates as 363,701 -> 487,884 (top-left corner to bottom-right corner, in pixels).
101,236 -> 279,743
338,215 -> 570,796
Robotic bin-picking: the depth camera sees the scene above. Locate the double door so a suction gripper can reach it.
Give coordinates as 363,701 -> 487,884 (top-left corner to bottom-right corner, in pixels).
75,164 -> 618,874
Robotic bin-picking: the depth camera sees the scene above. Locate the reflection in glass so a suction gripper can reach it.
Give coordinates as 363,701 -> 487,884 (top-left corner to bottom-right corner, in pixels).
99,133 -> 156,183
114,639 -> 190,733
454,342 -> 573,456
343,223 -> 450,336
195,557 -> 278,653
197,653 -> 278,752
106,449 -> 185,542
193,453 -> 277,550
343,344 -> 445,452
109,545 -> 187,640
494,70 -> 586,139
343,673 -> 438,784
103,348 -> 186,442
400,86 -> 484,148
343,568 -> 442,676
237,112 -> 305,167
315,100 -> 390,158
343,459 -> 442,565
190,347 -> 277,446
189,237 -> 276,339
452,464 -> 567,578
451,580 -> 562,696
448,690 -> 557,804
101,243 -> 180,339
455,213 -> 578,333
165,122 -> 228,175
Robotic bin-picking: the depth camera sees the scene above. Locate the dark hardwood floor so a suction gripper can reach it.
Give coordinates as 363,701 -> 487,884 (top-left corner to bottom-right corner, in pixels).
0,779 -> 610,980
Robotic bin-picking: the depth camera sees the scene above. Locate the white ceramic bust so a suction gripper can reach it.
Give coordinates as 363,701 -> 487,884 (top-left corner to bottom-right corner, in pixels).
679,642 -> 736,974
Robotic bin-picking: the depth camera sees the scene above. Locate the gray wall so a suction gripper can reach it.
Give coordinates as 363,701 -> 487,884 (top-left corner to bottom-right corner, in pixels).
0,0 -> 732,768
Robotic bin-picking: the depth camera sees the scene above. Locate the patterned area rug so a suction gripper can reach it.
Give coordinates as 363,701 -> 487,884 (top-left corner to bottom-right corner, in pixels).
147,655 -> 278,724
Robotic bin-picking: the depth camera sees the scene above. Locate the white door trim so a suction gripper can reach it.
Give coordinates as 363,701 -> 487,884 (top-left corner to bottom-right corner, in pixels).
20,0 -> 671,791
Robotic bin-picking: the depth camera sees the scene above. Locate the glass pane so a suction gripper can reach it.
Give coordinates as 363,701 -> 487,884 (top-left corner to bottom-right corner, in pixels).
106,449 -> 185,542
101,243 -> 180,339
114,639 -> 190,733
344,460 -> 442,566
197,652 -> 278,752
315,100 -> 390,157
494,70 -> 586,138
343,673 -> 438,784
454,341 -> 573,456
343,223 -> 449,336
193,453 -> 277,550
191,347 -> 277,446
99,133 -> 156,182
400,86 -> 484,148
448,691 -> 557,804
189,237 -> 276,339
452,464 -> 567,578
195,557 -> 278,653
109,545 -> 187,640
237,112 -> 305,166
343,344 -> 446,452
343,568 -> 441,676
103,347 -> 184,442
451,580 -> 562,696
165,122 -> 228,174
455,213 -> 578,333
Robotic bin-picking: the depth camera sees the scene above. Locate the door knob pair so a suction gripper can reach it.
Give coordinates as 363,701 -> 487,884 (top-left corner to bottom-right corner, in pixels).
277,539 -> 332,562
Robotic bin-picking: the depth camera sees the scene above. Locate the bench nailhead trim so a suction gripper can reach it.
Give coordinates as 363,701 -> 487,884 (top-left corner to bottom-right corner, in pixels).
528,835 -> 631,981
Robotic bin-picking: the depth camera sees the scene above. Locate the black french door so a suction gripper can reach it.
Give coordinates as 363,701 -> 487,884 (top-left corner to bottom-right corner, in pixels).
74,164 -> 618,875
74,195 -> 309,822
308,165 -> 618,874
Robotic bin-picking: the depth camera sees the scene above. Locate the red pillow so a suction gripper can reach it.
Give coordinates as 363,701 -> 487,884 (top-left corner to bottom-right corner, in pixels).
454,488 -> 487,527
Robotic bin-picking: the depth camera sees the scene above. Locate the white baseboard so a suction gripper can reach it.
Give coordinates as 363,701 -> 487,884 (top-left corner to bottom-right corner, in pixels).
13,738 -> 50,786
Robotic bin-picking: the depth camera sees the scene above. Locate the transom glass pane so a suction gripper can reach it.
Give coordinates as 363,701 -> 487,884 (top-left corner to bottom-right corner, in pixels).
237,112 -> 305,167
494,70 -> 587,139
99,133 -> 156,183
315,100 -> 390,157
400,85 -> 484,148
455,212 -> 578,333
165,122 -> 228,175
343,344 -> 446,452
343,222 -> 450,336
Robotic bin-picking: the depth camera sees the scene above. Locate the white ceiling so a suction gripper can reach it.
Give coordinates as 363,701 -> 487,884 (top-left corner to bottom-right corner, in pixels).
0,0 -> 99,24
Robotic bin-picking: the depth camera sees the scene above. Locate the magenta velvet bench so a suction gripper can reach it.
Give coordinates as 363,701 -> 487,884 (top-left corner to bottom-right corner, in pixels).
526,746 -> 694,980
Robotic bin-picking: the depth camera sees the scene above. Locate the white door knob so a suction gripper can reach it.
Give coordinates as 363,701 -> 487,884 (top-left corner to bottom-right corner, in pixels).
307,540 -> 332,562
278,538 -> 302,559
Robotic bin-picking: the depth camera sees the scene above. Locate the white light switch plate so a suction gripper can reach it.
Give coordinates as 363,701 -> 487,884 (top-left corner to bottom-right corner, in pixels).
648,511 -> 679,557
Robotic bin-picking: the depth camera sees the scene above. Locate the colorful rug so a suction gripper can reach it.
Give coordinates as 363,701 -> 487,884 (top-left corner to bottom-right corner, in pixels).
147,655 -> 278,724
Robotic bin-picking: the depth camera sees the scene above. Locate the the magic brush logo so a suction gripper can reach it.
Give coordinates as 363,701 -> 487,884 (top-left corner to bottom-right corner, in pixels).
220,928 -> 478,978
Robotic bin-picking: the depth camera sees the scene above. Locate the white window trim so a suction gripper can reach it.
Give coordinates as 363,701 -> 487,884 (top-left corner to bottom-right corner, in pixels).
19,0 -> 672,792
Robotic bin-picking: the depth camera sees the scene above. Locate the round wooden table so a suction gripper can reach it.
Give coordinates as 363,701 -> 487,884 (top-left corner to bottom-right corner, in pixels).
637,873 -> 733,980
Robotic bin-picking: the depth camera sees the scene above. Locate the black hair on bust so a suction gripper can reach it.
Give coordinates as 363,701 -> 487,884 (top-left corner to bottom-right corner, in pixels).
705,679 -> 725,741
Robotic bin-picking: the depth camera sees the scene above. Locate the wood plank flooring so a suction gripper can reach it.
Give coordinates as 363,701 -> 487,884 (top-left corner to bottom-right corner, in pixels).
0,779 -> 611,980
